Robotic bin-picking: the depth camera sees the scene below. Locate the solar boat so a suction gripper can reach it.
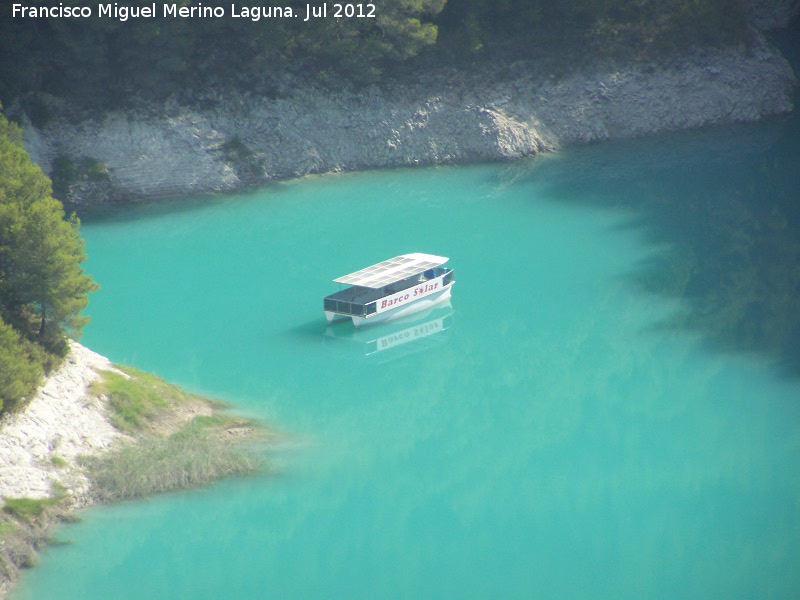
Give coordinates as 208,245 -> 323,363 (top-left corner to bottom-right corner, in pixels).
324,253 -> 455,327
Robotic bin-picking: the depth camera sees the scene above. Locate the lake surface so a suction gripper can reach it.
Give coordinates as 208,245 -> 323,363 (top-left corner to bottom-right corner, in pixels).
14,113 -> 800,599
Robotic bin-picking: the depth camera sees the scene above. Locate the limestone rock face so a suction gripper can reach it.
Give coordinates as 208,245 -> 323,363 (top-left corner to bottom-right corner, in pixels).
19,33 -> 796,206
0,342 -> 120,504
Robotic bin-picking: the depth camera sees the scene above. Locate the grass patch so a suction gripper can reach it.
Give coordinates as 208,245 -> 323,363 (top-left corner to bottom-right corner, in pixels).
50,455 -> 69,468
91,366 -> 195,431
1,367 -> 268,592
88,365 -> 266,501
2,497 -> 62,522
84,415 -> 262,502
0,519 -> 40,572
0,494 -> 68,576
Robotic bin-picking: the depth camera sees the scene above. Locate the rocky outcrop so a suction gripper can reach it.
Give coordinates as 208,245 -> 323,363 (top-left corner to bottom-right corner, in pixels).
0,342 -> 121,505
17,32 -> 797,205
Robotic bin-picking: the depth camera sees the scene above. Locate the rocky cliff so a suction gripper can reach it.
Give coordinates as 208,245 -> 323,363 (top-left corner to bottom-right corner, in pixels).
16,31 -> 797,205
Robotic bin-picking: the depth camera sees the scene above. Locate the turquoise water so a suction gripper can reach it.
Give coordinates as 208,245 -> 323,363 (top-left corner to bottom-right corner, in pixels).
14,118 -> 800,599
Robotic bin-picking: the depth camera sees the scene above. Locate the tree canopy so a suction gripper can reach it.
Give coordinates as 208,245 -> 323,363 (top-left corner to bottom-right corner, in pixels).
0,107 -> 98,413
0,0 -> 749,109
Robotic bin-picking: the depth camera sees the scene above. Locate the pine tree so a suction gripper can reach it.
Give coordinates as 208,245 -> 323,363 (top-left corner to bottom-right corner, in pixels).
0,106 -> 99,411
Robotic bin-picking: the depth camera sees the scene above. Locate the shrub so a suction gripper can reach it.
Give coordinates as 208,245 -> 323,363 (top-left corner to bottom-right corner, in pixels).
0,318 -> 43,414
50,155 -> 109,198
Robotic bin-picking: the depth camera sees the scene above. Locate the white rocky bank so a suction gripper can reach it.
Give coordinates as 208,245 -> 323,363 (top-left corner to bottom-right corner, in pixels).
0,342 -> 122,505
21,33 -> 797,204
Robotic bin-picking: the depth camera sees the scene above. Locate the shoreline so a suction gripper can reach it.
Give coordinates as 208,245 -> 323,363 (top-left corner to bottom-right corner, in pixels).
16,32 -> 797,207
0,341 -> 263,599
1,342 -> 117,598
0,13 -> 797,597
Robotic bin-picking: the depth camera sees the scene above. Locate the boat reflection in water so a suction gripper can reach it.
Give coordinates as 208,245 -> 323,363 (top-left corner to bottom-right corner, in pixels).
324,299 -> 454,359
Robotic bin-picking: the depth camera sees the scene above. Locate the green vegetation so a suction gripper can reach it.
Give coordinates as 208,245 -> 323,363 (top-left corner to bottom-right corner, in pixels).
0,490 -> 70,575
0,368 -> 265,591
0,0 -> 447,104
0,106 -> 99,414
84,418 -> 262,501
91,367 -> 174,431
219,136 -> 264,180
1,516 -> 47,571
0,321 -> 43,411
49,455 -> 69,468
220,137 -> 255,163
0,1 -> 750,108
2,497 -> 63,522
50,155 -> 109,199
86,366 -> 264,501
434,0 -> 748,64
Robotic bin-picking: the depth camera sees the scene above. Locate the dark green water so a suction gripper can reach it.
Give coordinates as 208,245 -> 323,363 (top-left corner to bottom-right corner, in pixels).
14,114 -> 800,599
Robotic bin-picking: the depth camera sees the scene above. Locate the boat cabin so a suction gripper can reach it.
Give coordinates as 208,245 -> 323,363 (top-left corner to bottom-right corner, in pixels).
324,253 -> 455,327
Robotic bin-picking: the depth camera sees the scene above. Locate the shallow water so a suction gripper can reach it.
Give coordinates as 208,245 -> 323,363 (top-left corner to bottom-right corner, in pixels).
14,117 -> 800,599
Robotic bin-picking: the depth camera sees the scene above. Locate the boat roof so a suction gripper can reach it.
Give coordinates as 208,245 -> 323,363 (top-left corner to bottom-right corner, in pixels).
333,253 -> 448,289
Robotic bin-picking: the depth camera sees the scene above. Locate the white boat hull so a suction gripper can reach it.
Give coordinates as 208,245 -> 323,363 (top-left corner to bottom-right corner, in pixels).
326,284 -> 453,328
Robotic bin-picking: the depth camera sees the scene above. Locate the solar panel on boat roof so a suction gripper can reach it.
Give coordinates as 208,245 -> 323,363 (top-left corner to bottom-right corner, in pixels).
334,253 -> 448,288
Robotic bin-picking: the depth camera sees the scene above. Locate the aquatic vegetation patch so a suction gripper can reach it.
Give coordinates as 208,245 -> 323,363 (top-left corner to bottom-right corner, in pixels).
83,416 -> 263,502
86,366 -> 265,501
0,493 -> 70,576
0,364 -> 268,596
